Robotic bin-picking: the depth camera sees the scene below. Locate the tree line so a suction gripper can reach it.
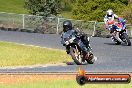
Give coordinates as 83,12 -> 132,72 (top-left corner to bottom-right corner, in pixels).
25,0 -> 132,24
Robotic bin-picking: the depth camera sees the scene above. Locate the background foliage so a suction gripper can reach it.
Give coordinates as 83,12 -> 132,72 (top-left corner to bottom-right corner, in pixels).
25,0 -> 132,24
121,3 -> 132,24
72,0 -> 127,21
0,0 -> 131,24
25,0 -> 62,17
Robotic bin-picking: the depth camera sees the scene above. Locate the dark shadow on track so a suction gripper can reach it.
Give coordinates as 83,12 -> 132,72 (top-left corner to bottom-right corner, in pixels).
64,61 -> 76,65
104,42 -> 132,46
64,61 -> 91,65
104,43 -> 117,45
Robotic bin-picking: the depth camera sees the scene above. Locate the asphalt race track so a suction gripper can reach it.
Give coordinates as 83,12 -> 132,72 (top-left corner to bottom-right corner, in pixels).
0,30 -> 132,73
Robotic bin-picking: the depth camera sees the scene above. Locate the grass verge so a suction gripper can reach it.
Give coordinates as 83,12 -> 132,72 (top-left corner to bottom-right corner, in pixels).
0,41 -> 71,67
0,0 -> 28,14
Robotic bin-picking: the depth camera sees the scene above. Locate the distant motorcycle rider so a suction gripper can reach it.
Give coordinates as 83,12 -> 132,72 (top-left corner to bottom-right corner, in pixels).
104,9 -> 123,43
104,9 -> 119,27
61,20 -> 91,54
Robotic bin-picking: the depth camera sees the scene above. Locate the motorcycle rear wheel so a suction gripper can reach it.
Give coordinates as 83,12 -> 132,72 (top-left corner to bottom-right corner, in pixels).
86,53 -> 94,64
122,33 -> 131,46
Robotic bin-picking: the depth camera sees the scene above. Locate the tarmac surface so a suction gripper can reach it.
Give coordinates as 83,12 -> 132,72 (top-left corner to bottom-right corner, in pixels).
0,30 -> 132,73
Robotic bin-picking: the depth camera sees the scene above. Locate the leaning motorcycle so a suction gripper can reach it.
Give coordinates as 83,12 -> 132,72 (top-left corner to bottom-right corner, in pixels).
63,34 -> 96,65
107,18 -> 131,46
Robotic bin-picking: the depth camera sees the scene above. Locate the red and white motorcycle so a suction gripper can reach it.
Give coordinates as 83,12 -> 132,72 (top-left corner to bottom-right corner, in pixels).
107,18 -> 131,46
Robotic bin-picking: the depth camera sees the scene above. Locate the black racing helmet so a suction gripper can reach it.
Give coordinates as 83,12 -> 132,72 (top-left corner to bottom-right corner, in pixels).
63,20 -> 72,32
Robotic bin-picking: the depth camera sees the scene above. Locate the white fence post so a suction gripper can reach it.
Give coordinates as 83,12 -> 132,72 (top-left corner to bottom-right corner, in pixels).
22,14 -> 25,29
131,29 -> 132,37
56,17 -> 60,34
92,21 -> 97,37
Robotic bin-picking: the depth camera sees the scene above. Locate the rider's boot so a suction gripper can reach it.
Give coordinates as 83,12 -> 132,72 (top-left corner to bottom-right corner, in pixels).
66,46 -> 70,54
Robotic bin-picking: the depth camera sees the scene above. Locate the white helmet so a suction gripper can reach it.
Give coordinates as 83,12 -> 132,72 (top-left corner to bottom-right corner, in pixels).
106,9 -> 113,17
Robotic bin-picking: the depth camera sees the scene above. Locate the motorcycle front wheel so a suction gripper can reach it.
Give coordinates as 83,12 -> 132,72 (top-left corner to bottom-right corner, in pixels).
69,46 -> 87,65
111,36 -> 121,45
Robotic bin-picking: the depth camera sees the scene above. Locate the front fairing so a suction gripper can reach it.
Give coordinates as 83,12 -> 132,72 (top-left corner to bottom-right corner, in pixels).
116,23 -> 123,29
62,30 -> 77,45
63,30 -> 76,39
113,22 -> 126,32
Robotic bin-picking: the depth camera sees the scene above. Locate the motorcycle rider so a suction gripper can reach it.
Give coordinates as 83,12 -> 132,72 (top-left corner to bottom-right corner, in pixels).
104,9 -> 123,43
61,20 -> 91,55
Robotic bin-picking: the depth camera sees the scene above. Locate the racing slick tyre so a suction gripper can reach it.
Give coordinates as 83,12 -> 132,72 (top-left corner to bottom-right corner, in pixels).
122,33 -> 131,46
115,41 -> 121,45
86,53 -> 94,64
70,47 -> 86,65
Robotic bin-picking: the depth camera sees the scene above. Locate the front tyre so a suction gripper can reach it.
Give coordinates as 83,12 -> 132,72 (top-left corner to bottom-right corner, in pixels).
70,47 -> 86,65
111,37 -> 121,45
115,41 -> 121,45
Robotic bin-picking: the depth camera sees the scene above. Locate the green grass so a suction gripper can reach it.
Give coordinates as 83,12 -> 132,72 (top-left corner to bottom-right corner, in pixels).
0,0 -> 28,14
59,11 -> 73,19
0,80 -> 131,88
0,41 -> 71,67
0,0 -> 73,19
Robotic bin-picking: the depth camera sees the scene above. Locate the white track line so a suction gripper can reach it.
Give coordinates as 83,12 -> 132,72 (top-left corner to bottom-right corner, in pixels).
0,40 -> 64,51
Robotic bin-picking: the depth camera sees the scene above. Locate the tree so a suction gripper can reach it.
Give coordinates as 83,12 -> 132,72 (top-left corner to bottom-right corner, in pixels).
119,0 -> 128,5
25,0 -> 62,17
61,0 -> 76,11
122,4 -> 132,24
72,0 -> 127,21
